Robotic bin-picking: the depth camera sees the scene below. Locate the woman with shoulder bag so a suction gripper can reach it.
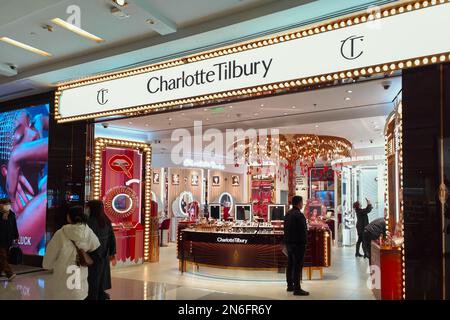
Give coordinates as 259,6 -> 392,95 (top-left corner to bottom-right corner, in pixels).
86,200 -> 116,300
42,206 -> 100,300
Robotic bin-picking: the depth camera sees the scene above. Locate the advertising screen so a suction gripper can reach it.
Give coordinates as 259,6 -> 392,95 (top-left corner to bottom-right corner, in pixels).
0,104 -> 49,256
315,191 -> 334,208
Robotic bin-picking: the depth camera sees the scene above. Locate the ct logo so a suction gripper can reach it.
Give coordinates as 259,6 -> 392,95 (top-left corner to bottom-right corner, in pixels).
97,88 -> 109,105
340,35 -> 364,60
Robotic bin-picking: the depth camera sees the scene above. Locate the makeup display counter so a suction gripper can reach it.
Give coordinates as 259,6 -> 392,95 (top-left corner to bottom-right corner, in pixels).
371,240 -> 403,300
177,221 -> 331,277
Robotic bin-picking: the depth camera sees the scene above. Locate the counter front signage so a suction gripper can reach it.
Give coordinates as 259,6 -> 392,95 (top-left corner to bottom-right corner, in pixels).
217,237 -> 249,244
57,3 -> 450,121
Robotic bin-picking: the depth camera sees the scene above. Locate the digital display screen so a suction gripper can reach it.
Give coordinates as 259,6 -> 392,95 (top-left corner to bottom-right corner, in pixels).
268,205 -> 285,221
0,104 -> 49,256
235,205 -> 252,221
209,204 -> 220,219
315,191 -> 334,208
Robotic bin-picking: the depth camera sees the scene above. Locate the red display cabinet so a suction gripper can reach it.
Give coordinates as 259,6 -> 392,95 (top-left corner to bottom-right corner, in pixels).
371,241 -> 403,300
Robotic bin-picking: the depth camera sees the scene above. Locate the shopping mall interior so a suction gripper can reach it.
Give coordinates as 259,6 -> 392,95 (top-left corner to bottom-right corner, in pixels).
2,0 -> 450,303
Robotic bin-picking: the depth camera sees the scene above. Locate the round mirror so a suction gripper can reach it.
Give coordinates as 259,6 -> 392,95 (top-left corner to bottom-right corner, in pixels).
180,191 -> 193,214
112,193 -> 133,214
217,192 -> 233,215
172,191 -> 194,218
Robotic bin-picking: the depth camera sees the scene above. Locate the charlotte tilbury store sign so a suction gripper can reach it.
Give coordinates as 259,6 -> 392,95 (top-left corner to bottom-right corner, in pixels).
56,2 -> 450,122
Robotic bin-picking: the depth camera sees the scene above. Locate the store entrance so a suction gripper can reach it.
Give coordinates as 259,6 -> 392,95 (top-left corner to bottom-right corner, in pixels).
94,75 -> 403,300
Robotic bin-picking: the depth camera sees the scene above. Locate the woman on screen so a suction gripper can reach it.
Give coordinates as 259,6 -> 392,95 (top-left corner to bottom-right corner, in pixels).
0,108 -> 48,256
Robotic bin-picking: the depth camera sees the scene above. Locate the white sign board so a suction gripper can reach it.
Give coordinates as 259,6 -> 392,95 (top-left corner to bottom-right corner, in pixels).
58,4 -> 450,119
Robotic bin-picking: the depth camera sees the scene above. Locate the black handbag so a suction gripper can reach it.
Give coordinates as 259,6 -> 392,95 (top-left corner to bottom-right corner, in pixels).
8,245 -> 23,265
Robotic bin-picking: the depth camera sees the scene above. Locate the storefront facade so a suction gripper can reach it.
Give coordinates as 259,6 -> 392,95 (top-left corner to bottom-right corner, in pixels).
1,0 -> 449,299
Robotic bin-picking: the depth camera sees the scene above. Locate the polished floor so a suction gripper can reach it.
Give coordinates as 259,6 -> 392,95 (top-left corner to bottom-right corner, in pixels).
0,244 -> 374,300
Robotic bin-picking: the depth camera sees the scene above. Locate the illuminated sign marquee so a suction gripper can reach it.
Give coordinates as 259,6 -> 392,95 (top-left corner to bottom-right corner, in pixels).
56,2 -> 450,122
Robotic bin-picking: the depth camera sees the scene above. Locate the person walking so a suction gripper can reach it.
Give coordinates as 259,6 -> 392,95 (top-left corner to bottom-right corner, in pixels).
86,200 -> 116,300
354,198 -> 373,258
0,198 -> 19,281
42,206 -> 100,300
284,196 -> 309,296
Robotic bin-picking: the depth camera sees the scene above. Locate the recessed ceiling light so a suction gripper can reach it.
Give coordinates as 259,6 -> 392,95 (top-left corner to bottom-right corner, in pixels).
292,106 -> 296,109
0,37 -> 52,57
181,113 -> 185,116
204,108 -> 208,111
254,113 -> 259,116
128,121 -> 133,125
168,118 -> 172,121
206,118 -> 209,121
260,104 -> 264,107
51,18 -> 105,43
113,0 -> 127,6
315,125 -> 319,128
345,97 -> 351,101
346,90 -> 353,94
229,105 -> 233,109
145,124 -> 149,127
283,112 -> 288,116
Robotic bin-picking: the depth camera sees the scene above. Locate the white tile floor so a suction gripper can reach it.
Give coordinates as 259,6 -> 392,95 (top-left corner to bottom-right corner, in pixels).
0,244 -> 374,300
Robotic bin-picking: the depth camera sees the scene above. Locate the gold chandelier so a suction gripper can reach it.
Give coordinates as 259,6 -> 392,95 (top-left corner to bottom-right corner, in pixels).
236,133 -> 352,166
279,134 -> 352,163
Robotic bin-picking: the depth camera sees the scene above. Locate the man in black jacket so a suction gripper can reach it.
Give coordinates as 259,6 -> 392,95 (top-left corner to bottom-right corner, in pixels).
354,198 -> 373,258
362,217 -> 386,265
0,198 -> 19,281
284,196 -> 309,296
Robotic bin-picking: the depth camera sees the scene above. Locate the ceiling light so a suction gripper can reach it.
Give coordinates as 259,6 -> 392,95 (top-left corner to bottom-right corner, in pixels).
254,113 -> 259,116
346,90 -> 353,93
229,105 -> 233,109
292,106 -> 296,109
204,108 -> 208,111
283,113 -> 288,116
128,121 -> 133,125
145,124 -> 149,127
345,97 -> 351,101
315,125 -> 319,128
113,0 -> 127,7
0,37 -> 52,57
181,113 -> 185,116
206,118 -> 209,121
260,104 -> 264,107
51,18 -> 104,43
168,118 -> 172,121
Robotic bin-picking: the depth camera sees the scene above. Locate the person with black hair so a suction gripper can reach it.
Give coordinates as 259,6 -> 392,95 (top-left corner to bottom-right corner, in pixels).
42,206 -> 100,300
86,200 -> 116,300
362,217 -> 387,264
284,196 -> 309,296
0,198 -> 18,281
354,198 -> 373,258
